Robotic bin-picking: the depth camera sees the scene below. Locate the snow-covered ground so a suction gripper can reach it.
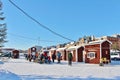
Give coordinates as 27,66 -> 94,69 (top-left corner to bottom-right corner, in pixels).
0,56 -> 120,80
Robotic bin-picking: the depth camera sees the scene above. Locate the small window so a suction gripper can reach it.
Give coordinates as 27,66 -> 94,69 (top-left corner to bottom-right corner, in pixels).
87,52 -> 95,59
106,51 -> 108,54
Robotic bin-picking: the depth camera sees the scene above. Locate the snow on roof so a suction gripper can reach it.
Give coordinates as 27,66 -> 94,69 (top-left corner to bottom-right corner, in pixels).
56,47 -> 66,51
87,40 -> 112,45
67,46 -> 82,51
50,48 -> 56,51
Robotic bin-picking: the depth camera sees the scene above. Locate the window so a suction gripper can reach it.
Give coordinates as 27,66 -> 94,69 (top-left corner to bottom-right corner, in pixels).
87,52 -> 95,59
106,51 -> 108,54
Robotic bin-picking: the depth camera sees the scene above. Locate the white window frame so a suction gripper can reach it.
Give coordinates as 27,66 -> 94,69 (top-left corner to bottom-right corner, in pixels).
87,52 -> 96,59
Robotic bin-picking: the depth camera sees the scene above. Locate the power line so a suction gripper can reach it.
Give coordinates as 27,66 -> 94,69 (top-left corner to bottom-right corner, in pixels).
8,33 -> 62,43
8,0 -> 75,42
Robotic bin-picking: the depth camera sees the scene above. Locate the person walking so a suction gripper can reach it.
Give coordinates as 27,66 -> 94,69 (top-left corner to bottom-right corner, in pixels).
44,52 -> 48,63
52,52 -> 56,63
68,51 -> 73,66
57,51 -> 61,63
28,54 -> 32,62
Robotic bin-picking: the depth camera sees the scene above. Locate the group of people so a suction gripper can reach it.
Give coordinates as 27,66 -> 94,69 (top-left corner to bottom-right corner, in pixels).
52,51 -> 73,66
25,51 -> 73,66
51,51 -> 62,64
25,53 -> 38,62
38,52 -> 51,64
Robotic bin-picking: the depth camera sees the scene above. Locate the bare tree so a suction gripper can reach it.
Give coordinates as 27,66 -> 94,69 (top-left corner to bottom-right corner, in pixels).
111,43 -> 119,52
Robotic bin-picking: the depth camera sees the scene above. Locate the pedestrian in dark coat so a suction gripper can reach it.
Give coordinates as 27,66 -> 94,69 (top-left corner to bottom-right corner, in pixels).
52,53 -> 56,63
57,51 -> 61,63
68,51 -> 73,66
28,54 -> 32,62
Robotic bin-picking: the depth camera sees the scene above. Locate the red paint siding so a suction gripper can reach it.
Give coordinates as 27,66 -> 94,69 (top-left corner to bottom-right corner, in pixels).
72,50 -> 76,62
59,50 -> 66,60
78,47 -> 84,62
101,41 -> 111,62
85,41 -> 111,64
85,44 -> 100,64
12,50 -> 19,58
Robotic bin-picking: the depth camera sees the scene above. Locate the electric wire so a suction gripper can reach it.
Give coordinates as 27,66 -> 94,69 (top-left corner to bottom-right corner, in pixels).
8,0 -> 75,42
8,33 -> 62,43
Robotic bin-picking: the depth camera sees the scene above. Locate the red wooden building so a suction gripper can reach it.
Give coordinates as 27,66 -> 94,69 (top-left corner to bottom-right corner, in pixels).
67,46 -> 84,62
56,47 -> 67,60
12,50 -> 19,59
49,48 -> 56,58
85,40 -> 112,64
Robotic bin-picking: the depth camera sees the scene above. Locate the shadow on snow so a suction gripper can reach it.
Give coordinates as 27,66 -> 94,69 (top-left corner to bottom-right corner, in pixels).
20,75 -> 120,80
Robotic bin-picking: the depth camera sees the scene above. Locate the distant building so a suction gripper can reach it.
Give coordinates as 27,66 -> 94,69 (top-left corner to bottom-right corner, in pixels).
0,48 -> 15,53
56,43 -> 66,48
101,34 -> 120,50
33,46 -> 42,52
28,45 -> 42,55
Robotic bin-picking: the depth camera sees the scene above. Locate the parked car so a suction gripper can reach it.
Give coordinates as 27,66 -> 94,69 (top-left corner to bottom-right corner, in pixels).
0,52 -> 11,62
0,52 -> 11,57
111,52 -> 120,60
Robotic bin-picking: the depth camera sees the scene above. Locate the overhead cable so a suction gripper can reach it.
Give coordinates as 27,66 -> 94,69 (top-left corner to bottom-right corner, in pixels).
8,33 -> 62,43
8,0 -> 75,42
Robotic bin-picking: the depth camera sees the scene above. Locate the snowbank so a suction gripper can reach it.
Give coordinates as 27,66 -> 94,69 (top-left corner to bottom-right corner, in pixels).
0,69 -> 21,80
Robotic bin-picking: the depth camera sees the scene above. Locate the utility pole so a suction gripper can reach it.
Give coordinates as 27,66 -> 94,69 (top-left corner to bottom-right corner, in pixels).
37,37 -> 40,46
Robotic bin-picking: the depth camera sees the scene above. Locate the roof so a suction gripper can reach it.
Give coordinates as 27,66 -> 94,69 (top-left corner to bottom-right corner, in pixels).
67,46 -> 82,51
56,47 -> 66,51
86,40 -> 112,46
50,48 -> 56,51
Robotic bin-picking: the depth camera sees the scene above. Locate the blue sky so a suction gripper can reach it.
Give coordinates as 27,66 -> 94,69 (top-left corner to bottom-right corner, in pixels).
1,0 -> 120,50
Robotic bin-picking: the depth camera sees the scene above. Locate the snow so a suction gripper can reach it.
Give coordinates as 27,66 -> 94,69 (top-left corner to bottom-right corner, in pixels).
0,56 -> 120,80
56,47 -> 66,51
0,61 -> 3,64
88,40 -> 112,45
67,46 -> 81,51
0,70 -> 21,80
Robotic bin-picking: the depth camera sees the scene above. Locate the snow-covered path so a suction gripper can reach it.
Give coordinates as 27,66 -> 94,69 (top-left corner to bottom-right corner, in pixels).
1,57 -> 120,80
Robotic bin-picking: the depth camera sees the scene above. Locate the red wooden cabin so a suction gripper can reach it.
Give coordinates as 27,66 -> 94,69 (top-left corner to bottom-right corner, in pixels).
56,47 -> 67,60
85,40 -> 112,64
12,50 -> 19,59
67,46 -> 84,62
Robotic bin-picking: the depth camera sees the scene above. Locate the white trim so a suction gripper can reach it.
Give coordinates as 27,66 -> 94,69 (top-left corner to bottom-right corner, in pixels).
100,44 -> 102,63
76,49 -> 78,62
86,40 -> 112,46
109,44 -> 112,61
66,46 -> 81,51
50,48 -> 56,51
56,47 -> 66,51
87,52 -> 96,59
